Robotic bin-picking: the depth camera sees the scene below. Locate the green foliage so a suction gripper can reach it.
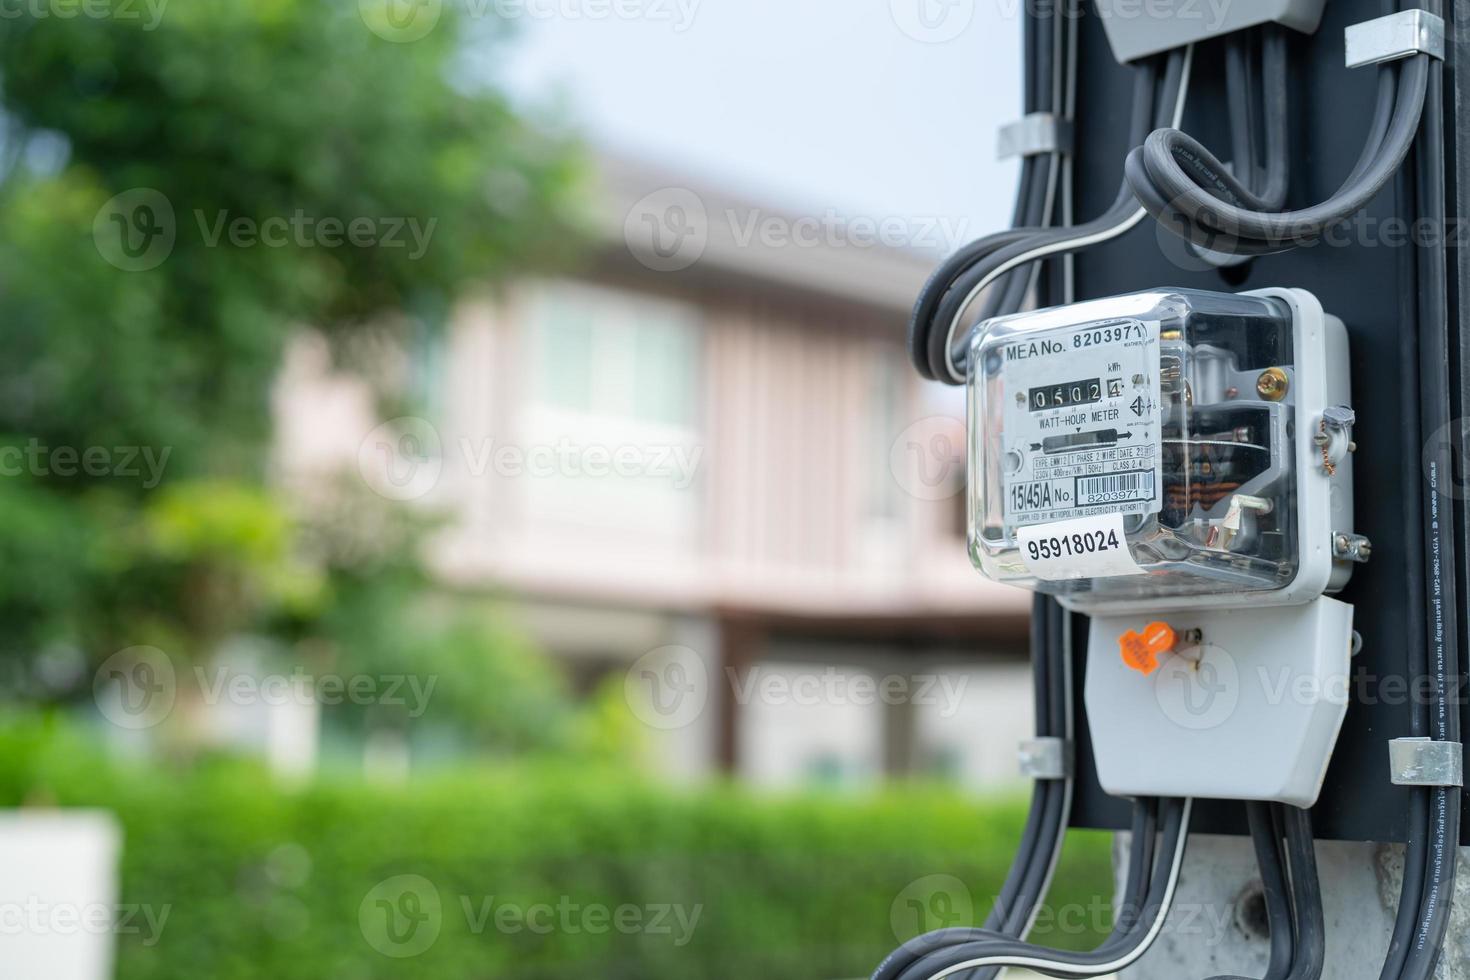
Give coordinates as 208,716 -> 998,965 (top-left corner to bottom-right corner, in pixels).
0,717 -> 1116,980
306,600 -> 580,758
568,673 -> 653,765
255,479 -> 578,757
0,0 -> 582,674
398,612 -> 576,754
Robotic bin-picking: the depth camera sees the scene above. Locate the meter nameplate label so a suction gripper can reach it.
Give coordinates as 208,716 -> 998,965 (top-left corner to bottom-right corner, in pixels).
999,317 -> 1162,529
1017,514 -> 1145,580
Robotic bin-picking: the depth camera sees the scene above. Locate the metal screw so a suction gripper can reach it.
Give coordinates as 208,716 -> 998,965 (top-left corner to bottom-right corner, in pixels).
1256,367 -> 1289,401
1333,532 -> 1373,563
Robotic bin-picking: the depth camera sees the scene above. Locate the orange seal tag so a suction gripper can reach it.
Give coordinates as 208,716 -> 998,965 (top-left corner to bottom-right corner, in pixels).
1119,622 -> 1176,676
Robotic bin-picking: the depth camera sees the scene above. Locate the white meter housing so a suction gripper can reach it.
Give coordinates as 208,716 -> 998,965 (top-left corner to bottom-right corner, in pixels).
966,287 -> 1361,807
967,286 -> 1357,614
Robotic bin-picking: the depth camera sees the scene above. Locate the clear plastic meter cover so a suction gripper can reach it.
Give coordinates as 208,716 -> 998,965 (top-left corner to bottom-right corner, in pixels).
967,289 -> 1298,602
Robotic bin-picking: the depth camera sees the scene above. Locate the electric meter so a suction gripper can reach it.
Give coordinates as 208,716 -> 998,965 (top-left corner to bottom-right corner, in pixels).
967,286 -> 1359,613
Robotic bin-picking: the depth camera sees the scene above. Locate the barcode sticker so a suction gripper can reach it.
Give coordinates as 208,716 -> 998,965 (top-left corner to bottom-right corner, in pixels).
1017,513 -> 1146,580
1075,471 -> 1156,506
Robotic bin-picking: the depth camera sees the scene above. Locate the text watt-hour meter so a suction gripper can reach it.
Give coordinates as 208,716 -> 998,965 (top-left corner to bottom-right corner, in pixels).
966,287 -> 1366,805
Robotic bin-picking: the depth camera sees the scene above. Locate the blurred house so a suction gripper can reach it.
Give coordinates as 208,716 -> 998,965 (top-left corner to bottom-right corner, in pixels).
273,155 -> 1032,791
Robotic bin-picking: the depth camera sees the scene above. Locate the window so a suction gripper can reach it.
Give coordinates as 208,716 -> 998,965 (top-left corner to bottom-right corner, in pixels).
516,282 -> 704,546
528,282 -> 700,427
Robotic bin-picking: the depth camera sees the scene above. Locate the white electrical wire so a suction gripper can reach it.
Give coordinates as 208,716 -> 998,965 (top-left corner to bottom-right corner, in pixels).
941,45 -> 1195,383
920,798 -> 1195,980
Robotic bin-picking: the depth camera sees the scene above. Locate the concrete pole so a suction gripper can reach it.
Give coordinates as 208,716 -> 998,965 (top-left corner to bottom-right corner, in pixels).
1116,834 -> 1470,978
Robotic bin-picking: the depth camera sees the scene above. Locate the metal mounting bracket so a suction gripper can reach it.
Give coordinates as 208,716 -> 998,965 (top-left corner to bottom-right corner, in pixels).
997,113 -> 1073,160
1018,737 -> 1074,780
1388,736 -> 1464,787
1345,9 -> 1445,69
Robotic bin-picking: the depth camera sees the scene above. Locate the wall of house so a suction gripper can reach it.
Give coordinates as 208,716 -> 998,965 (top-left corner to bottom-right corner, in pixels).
429,274 -> 1024,622
271,270 -> 1031,789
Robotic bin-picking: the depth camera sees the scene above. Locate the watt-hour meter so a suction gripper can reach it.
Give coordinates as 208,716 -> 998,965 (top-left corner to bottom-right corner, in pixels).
968,287 -> 1365,805
967,286 -> 1360,614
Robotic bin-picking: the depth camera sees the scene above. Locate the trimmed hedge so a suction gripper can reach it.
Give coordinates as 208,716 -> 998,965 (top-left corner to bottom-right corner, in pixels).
0,722 -> 1115,979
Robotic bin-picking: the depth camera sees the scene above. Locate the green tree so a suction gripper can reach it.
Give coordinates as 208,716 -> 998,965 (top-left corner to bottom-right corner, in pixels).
0,1 -> 583,704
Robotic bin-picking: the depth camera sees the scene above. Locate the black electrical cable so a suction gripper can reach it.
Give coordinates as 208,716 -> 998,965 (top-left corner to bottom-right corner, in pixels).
1116,798 -> 1161,935
995,12 -> 1051,315
1281,807 -> 1327,980
1225,33 -> 1258,195
993,0 -> 1068,359
874,598 -> 1149,980
978,601 -> 1071,966
975,594 -> 1056,937
1256,27 -> 1289,210
1207,805 -> 1323,980
1127,12 -> 1429,254
907,15 -> 1111,380
1373,1 -> 1461,974
953,597 -> 1069,980
1376,18 -> 1432,971
882,799 -> 1191,980
914,53 -> 1183,384
1399,0 -> 1461,972
914,0 -> 1076,964
870,800 -> 1158,980
909,0 -> 1072,381
1253,804 -> 1296,980
1197,26 -> 1288,268
1221,25 -> 1290,211
1002,0 -> 1075,315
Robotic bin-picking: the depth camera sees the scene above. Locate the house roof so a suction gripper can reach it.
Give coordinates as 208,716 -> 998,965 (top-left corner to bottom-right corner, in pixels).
588,152 -> 941,316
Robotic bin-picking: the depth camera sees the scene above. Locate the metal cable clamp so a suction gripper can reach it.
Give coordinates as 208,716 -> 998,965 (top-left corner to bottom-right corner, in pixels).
1346,9 -> 1445,69
1388,736 -> 1464,787
1019,737 -> 1074,780
997,113 -> 1073,160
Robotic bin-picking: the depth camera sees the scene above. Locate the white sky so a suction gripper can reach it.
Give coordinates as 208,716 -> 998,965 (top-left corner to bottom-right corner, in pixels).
498,0 -> 1022,236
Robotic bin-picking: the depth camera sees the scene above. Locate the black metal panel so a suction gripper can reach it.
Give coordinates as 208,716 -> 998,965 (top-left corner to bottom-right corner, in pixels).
1059,1 -> 1467,843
